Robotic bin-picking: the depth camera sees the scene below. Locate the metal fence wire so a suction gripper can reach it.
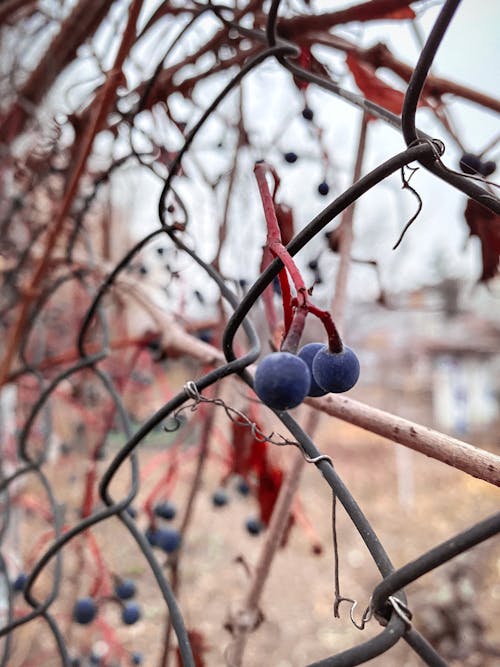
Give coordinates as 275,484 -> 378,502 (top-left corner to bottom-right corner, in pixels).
1,0 -> 499,666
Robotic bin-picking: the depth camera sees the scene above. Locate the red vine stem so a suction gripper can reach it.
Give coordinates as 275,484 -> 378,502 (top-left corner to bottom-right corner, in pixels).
254,161 -> 342,352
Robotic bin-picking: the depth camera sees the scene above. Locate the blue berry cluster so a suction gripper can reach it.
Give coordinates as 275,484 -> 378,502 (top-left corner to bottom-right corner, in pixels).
254,343 -> 360,411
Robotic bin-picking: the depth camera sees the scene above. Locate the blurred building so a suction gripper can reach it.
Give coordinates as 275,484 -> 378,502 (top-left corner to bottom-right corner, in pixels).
345,278 -> 500,444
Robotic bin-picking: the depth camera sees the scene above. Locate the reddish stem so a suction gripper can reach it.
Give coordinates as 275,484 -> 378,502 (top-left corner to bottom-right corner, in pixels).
277,268 -> 293,335
281,304 -> 308,355
308,303 -> 343,353
81,462 -> 97,520
259,245 -> 278,334
87,530 -> 112,598
254,161 -> 343,351
143,454 -> 179,523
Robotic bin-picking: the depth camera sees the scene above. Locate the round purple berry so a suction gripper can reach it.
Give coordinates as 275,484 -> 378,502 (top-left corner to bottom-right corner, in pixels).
155,527 -> 182,553
245,517 -> 263,536
284,151 -> 298,163
302,106 -> 314,121
254,352 -> 311,411
115,579 -> 136,600
298,343 -> 329,397
480,160 -> 496,177
154,500 -> 177,521
122,601 -> 141,625
459,153 -> 482,175
212,489 -> 229,507
73,597 -> 97,625
236,478 -> 250,496
312,345 -> 360,393
12,573 -> 28,593
318,181 -> 329,196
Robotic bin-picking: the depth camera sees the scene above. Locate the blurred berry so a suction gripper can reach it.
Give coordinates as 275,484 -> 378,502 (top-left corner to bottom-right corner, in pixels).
302,106 -> 314,121
318,181 -> 329,196
212,489 -> 229,507
245,517 -> 263,536
459,153 -> 482,175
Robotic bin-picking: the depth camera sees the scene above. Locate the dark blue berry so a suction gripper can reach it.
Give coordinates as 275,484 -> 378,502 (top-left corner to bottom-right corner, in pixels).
130,653 -> 143,666
318,181 -> 329,196
312,345 -> 360,393
115,579 -> 136,600
298,343 -> 329,397
212,489 -> 229,507
12,573 -> 28,592
122,602 -> 141,625
459,153 -> 482,175
145,526 -> 158,547
89,653 -> 101,666
480,160 -> 496,177
154,500 -> 177,521
245,517 -> 263,536
302,106 -> 314,121
197,330 -> 213,344
147,526 -> 181,553
284,151 -> 298,164
73,597 -> 97,625
272,276 -> 281,295
236,478 -> 250,496
158,527 -> 181,553
254,352 -> 311,411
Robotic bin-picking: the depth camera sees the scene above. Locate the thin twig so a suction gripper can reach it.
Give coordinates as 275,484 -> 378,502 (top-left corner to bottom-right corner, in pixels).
305,393 -> 500,487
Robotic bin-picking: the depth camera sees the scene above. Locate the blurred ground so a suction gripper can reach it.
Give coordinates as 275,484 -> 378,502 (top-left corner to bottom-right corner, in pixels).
9,399 -> 500,667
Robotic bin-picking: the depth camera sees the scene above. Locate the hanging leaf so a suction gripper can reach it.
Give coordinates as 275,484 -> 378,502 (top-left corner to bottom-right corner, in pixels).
464,198 -> 500,282
175,629 -> 209,667
257,464 -> 283,526
230,416 -> 267,478
346,53 -> 426,116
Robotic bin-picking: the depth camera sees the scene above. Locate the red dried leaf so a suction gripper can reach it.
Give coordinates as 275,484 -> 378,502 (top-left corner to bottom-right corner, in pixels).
464,198 -> 500,282
275,202 -> 294,246
282,1 -> 416,39
346,53 -> 425,116
230,417 -> 267,477
257,465 -> 283,525
296,46 -> 311,90
382,7 -> 415,20
175,630 -> 209,667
